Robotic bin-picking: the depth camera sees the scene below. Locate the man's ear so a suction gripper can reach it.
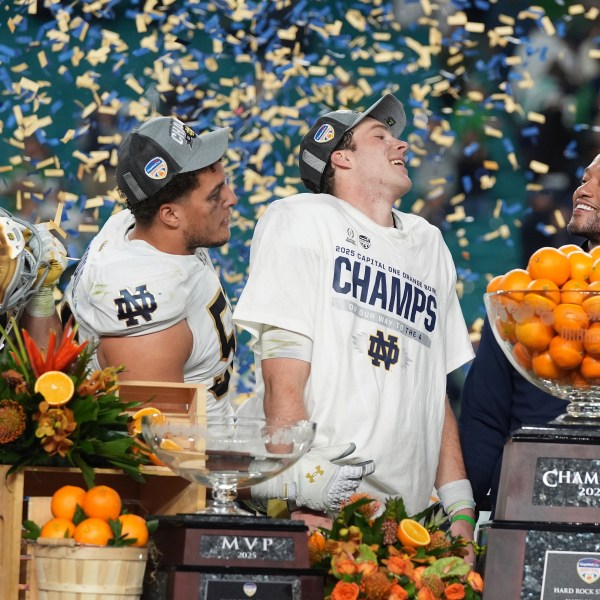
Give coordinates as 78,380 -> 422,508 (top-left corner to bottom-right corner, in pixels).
157,203 -> 180,228
330,149 -> 352,170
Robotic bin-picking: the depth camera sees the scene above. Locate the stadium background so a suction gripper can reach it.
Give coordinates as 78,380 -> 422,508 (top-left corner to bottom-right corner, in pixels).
1,0 -> 599,399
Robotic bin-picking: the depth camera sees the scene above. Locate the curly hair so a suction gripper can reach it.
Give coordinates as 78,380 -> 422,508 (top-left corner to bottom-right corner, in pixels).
121,164 -> 217,226
321,130 -> 356,195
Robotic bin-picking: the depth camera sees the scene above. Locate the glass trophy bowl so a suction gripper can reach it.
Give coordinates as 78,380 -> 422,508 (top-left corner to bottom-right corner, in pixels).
142,415 -> 316,515
485,289 -> 600,424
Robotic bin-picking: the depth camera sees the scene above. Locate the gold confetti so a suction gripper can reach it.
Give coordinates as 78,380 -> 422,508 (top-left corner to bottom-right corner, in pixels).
465,22 -> 485,33
125,75 -> 145,95
529,160 -> 549,174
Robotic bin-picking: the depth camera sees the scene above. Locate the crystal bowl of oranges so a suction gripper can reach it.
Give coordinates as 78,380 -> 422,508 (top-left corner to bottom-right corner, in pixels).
486,245 -> 600,423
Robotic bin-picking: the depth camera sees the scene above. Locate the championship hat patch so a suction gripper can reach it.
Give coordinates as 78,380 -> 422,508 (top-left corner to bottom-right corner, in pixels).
314,123 -> 335,143
144,157 -> 168,180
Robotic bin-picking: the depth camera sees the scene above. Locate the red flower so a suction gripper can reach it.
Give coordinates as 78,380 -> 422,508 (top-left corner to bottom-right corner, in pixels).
389,584 -> 409,600
444,582 -> 466,599
21,319 -> 87,378
331,581 -> 360,600
417,589 -> 436,600
467,571 -> 484,593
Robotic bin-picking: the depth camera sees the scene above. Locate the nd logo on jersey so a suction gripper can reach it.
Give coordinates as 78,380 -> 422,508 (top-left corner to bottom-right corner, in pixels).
114,285 -> 157,326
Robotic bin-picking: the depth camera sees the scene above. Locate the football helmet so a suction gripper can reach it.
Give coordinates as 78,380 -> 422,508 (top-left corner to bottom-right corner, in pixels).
0,208 -> 47,316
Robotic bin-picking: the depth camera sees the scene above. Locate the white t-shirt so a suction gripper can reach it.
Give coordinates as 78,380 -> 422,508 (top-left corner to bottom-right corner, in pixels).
233,193 -> 474,514
64,209 -> 235,416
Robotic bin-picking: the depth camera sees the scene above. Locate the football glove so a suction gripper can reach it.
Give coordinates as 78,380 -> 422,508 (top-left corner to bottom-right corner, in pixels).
25,224 -> 68,317
251,443 -> 375,513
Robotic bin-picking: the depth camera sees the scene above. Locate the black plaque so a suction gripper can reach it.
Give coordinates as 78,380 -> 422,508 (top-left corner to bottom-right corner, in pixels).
480,519 -> 600,599
540,551 -> 600,599
143,514 -> 324,600
201,573 -> 300,600
533,457 -> 600,508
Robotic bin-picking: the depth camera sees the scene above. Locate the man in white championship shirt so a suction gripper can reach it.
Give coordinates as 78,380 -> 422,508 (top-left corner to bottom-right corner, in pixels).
64,117 -> 237,416
234,94 -> 476,553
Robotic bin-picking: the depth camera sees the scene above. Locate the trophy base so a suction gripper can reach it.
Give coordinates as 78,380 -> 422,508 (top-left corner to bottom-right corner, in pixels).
142,513 -> 324,600
478,521 -> 600,600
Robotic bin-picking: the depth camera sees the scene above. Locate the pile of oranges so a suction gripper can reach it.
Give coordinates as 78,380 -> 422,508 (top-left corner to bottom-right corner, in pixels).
38,484 -> 149,547
487,244 -> 600,384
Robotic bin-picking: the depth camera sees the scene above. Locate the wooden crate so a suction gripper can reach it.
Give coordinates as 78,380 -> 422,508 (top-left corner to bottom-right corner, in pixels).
1,381 -> 208,600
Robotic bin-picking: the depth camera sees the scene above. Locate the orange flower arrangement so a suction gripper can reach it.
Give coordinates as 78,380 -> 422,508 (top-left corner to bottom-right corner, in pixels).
309,495 -> 484,600
0,319 -> 146,487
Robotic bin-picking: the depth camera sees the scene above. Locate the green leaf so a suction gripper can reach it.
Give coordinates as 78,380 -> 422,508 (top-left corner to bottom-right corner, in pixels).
22,519 -> 41,540
356,543 -> 377,563
423,556 -> 472,579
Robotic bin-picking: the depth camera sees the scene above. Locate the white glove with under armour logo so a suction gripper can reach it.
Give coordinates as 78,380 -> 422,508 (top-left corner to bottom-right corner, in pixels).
251,443 -> 376,513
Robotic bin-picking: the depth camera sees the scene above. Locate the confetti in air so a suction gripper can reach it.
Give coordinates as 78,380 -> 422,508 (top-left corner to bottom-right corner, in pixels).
1,0 -> 598,388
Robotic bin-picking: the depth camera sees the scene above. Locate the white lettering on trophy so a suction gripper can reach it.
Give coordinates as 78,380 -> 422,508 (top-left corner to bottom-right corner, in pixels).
542,468 -> 599,488
221,536 -> 275,553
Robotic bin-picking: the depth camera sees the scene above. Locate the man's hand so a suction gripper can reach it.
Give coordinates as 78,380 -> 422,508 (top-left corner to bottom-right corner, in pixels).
30,223 -> 68,286
252,443 -> 375,513
449,514 -> 476,566
26,224 -> 68,317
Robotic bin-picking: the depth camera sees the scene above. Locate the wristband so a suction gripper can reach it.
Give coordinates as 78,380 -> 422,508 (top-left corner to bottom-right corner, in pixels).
437,478 -> 475,516
25,286 -> 56,318
450,514 -> 476,528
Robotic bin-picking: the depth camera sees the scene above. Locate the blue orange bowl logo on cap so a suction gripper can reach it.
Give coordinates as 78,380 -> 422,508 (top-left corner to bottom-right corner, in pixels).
314,123 -> 335,143
144,157 -> 168,180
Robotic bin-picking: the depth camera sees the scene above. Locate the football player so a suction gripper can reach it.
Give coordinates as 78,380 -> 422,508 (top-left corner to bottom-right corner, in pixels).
63,117 -> 237,416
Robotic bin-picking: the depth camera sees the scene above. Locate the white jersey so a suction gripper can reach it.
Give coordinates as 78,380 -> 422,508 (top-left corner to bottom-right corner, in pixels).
233,193 -> 474,514
64,210 -> 235,416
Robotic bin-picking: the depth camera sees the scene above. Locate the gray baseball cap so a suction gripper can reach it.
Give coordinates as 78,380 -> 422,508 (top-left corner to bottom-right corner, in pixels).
299,94 -> 407,193
116,116 -> 229,204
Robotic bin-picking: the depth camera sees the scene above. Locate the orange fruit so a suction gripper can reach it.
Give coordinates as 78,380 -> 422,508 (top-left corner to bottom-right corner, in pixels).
552,303 -> 590,337
515,316 -> 555,352
531,351 -> 567,380
589,246 -> 600,262
581,354 -> 600,381
568,367 -> 590,388
583,323 -> 600,356
558,244 -> 583,256
527,247 -> 571,286
495,316 -> 517,344
513,342 -> 533,371
397,519 -> 431,548
131,407 -> 162,436
523,279 -> 560,312
567,251 -> 594,282
548,336 -> 584,369
40,517 -> 76,539
498,268 -> 532,300
159,438 -> 183,451
51,485 -> 86,521
118,514 -> 149,547
73,517 -> 114,546
589,259 -> 600,283
82,485 -> 122,521
486,274 -> 505,293
34,371 -> 75,406
560,279 -> 589,305
582,281 -> 600,320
